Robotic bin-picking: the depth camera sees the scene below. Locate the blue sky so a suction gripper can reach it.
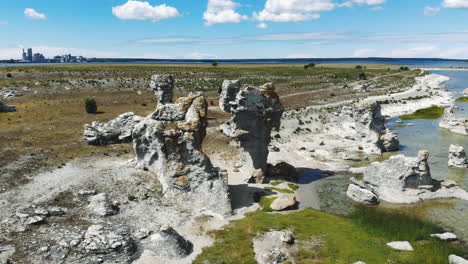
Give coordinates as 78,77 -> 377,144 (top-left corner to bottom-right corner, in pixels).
1,0 -> 468,59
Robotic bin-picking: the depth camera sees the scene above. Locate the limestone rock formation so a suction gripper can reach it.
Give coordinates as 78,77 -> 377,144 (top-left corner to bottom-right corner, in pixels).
219,81 -> 284,182
347,150 -> 468,204
463,88 -> 468,96
83,112 -> 143,146
386,241 -> 414,251
144,225 -> 193,259
326,103 -> 399,154
440,107 -> 468,136
346,183 -> 379,205
84,75 -> 232,217
430,232 -> 458,241
0,90 -> 22,99
0,100 -> 16,112
150,74 -> 174,105
449,255 -> 468,264
448,144 -> 468,168
82,223 -> 138,262
253,230 -> 295,264
88,193 -> 118,217
270,194 -> 296,211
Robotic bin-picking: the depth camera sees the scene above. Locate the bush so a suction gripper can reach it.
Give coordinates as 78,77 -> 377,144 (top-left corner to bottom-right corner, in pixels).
212,61 -> 219,67
358,72 -> 367,80
399,66 -> 410,71
304,63 -> 315,69
84,98 -> 97,113
355,65 -> 363,69
6,73 -> 12,78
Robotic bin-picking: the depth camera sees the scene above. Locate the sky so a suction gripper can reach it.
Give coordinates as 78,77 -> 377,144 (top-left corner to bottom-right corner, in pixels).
1,0 -> 468,59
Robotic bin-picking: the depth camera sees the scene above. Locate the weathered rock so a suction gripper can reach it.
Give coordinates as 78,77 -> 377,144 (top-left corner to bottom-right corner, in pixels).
144,225 -> 193,259
83,112 -> 143,146
88,193 -> 118,217
347,150 -> 468,204
267,162 -> 298,182
449,255 -> 468,264
346,184 -> 379,205
326,103 -> 399,154
448,144 -> 468,168
0,90 -> 22,99
253,230 -> 295,264
0,101 -> 16,112
270,194 -> 296,211
133,92 -> 232,216
386,241 -> 414,251
149,74 -> 174,105
219,80 -> 241,112
354,262 -> 367,264
26,215 -> 46,226
430,232 -> 458,241
82,223 -> 137,261
0,245 -> 15,264
463,88 -> 468,96
440,107 -> 468,136
219,81 -> 284,181
248,169 -> 266,184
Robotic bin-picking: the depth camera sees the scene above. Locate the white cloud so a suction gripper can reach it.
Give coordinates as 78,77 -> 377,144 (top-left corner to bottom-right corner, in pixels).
353,48 -> 377,57
24,8 -> 46,20
246,31 -> 348,41
0,21 -> 8,25
370,6 -> 384,11
442,0 -> 468,8
253,0 -> 335,22
112,0 -> 180,22
424,6 -> 440,16
257,22 -> 268,29
391,45 -> 439,57
182,52 -> 215,59
340,0 -> 386,8
203,0 -> 247,26
286,53 -> 317,58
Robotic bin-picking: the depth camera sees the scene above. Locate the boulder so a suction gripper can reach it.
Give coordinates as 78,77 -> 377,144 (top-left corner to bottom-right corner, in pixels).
144,225 -> 193,259
347,150 -> 468,204
83,112 -> 143,146
448,144 -> 468,168
253,230 -> 295,264
248,169 -> 266,184
0,101 -> 16,112
440,107 -> 468,136
430,232 -> 458,241
267,162 -> 298,182
326,103 -> 399,155
88,193 -> 118,217
82,223 -> 137,261
449,255 -> 468,264
346,184 -> 379,205
0,90 -> 22,99
463,88 -> 468,96
150,74 -> 174,105
386,241 -> 414,251
270,194 -> 296,211
219,81 -> 284,181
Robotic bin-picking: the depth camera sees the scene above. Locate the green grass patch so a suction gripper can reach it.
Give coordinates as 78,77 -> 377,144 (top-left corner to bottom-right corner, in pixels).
400,106 -> 445,120
288,183 -> 300,191
265,187 -> 295,194
259,196 -> 277,212
456,97 -> 468,102
270,181 -> 284,186
194,208 -> 468,264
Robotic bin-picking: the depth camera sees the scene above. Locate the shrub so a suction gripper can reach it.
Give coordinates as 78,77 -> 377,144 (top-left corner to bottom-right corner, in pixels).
358,72 -> 367,80
212,61 -> 219,67
399,66 -> 410,71
84,98 -> 97,113
6,73 -> 12,78
355,65 -> 363,69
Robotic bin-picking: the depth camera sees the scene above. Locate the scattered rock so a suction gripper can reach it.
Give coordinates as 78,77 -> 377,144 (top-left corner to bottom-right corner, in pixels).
150,74 -> 174,105
386,241 -> 414,251
0,245 -> 15,264
346,184 -> 379,205
270,194 -> 296,211
88,193 -> 118,217
26,215 -> 45,226
0,101 -> 16,113
248,169 -> 266,184
253,230 -> 295,264
134,228 -> 151,240
440,107 -> 468,136
430,232 -> 458,241
449,255 -> 468,264
354,262 -> 367,264
448,144 -> 468,168
144,225 -> 193,259
219,81 -> 284,181
47,206 -> 66,216
83,112 -> 143,146
326,103 -> 399,155
78,189 -> 97,196
82,223 -> 138,262
0,90 -> 22,99
463,88 -> 468,96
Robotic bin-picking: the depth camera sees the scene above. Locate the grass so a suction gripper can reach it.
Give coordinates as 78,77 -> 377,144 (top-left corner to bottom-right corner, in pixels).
194,208 -> 468,264
288,183 -> 300,191
270,181 -> 285,186
400,106 -> 445,120
456,97 -> 468,102
259,196 -> 277,212
265,187 -> 295,194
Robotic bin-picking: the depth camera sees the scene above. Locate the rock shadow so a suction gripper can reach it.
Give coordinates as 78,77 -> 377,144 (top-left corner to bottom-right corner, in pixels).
296,168 -> 335,184
229,184 -> 275,211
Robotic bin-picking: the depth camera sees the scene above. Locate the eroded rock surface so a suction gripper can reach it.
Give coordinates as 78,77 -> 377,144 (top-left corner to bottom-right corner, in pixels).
448,144 -> 468,168
0,101 -> 16,112
449,255 -> 468,264
88,193 -> 119,217
347,150 -> 468,204
326,103 -> 399,154
143,225 -> 193,259
219,81 -> 284,181
150,74 -> 174,105
440,107 -> 468,136
253,230 -> 295,264
83,112 -> 143,146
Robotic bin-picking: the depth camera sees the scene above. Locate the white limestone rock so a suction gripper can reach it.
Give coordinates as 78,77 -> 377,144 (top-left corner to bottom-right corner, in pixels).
149,74 -> 174,105
448,144 -> 468,168
450,255 -> 468,264
253,230 -> 295,264
430,232 -> 458,241
144,225 -> 193,259
270,194 -> 296,211
386,241 -> 414,251
440,107 -> 468,136
0,90 -> 22,99
346,184 -> 379,205
88,193 -> 118,217
463,88 -> 468,96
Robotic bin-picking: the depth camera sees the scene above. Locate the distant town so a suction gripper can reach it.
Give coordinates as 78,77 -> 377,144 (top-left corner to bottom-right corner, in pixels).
11,47 -> 97,64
